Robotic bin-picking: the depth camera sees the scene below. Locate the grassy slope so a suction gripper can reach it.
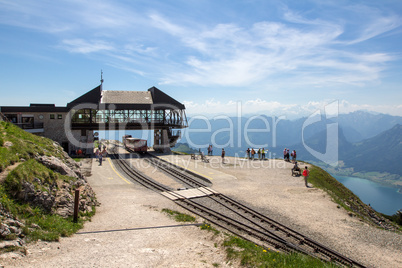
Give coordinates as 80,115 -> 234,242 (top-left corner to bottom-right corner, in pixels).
0,121 -> 65,172
309,165 -> 399,229
0,121 -> 94,245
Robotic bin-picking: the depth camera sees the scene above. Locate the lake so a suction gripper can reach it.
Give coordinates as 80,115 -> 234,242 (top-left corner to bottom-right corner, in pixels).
333,175 -> 402,216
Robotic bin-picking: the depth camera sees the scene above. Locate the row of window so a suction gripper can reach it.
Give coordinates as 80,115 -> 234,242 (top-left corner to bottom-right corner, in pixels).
50,114 -> 63,119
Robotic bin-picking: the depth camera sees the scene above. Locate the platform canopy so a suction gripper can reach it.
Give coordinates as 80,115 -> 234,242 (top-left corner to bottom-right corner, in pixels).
68,85 -> 187,130
67,86 -> 185,110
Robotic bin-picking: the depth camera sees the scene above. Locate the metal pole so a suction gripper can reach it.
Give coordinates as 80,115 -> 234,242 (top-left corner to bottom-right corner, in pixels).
73,189 -> 80,223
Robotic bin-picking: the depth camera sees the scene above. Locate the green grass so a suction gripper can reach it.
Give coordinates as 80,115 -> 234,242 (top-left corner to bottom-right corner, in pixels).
161,208 -> 196,222
0,185 -> 91,245
222,235 -> 339,268
308,166 -> 368,215
307,165 -> 401,230
197,222 -> 338,267
0,121 -> 66,173
200,222 -> 220,235
3,159 -> 75,197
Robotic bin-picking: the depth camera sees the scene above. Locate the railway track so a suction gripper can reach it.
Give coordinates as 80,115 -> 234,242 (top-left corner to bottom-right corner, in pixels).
111,145 -> 366,267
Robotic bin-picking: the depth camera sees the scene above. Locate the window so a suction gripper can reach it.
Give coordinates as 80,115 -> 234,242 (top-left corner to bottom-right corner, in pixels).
5,114 -> 17,123
57,114 -> 62,119
50,114 -> 55,119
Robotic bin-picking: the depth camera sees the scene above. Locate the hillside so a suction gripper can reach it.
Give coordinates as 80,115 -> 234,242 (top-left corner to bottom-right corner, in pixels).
172,143 -> 198,154
343,124 -> 402,176
0,121 -> 98,253
286,124 -> 402,178
338,111 -> 402,142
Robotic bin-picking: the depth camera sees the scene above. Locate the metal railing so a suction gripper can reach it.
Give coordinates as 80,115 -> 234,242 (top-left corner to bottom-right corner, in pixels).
0,112 -> 9,122
14,122 -> 44,130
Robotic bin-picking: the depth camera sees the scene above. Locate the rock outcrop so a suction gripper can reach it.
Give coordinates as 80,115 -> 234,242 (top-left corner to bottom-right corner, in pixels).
0,203 -> 26,251
12,176 -> 98,218
34,155 -> 84,180
1,146 -> 99,253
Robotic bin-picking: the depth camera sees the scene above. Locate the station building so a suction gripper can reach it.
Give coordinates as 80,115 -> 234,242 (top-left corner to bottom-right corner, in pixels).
0,84 -> 187,155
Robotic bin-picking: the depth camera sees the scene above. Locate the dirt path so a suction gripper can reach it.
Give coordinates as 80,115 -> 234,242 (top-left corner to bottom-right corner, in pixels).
0,163 -> 22,183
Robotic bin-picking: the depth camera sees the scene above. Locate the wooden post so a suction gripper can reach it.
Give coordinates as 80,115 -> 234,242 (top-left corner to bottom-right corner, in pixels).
73,189 -> 80,223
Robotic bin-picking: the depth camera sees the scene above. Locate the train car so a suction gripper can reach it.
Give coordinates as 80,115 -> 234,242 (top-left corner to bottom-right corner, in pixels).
123,135 -> 147,153
122,135 -> 132,145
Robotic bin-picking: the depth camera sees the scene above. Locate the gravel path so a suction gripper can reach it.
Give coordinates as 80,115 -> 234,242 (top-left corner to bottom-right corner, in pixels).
1,157 -> 231,267
1,153 -> 401,267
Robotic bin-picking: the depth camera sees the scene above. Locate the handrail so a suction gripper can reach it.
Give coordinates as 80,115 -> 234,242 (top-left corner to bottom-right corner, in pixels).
0,112 -> 9,122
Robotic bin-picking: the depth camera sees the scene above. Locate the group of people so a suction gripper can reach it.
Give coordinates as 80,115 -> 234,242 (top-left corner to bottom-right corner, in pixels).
283,148 -> 297,163
246,148 -> 268,160
95,144 -> 107,166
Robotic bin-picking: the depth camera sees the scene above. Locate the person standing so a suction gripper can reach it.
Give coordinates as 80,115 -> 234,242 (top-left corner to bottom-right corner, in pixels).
262,148 -> 266,160
251,148 -> 256,159
246,148 -> 250,159
95,148 -> 100,162
99,153 -> 103,166
221,148 -> 226,163
302,166 -> 309,187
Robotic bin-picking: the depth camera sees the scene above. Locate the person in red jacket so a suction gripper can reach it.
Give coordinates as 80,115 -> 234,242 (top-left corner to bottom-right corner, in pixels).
302,166 -> 309,187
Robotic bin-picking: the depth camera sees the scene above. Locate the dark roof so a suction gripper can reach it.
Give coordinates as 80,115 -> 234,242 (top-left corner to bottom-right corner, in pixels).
30,104 -> 56,107
148,86 -> 185,109
0,84 -> 185,112
0,106 -> 68,113
67,85 -> 101,108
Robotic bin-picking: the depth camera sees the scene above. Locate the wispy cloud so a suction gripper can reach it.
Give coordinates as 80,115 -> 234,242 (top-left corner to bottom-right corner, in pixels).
154,9 -> 397,88
60,39 -> 115,54
184,98 -> 402,118
0,0 -> 400,92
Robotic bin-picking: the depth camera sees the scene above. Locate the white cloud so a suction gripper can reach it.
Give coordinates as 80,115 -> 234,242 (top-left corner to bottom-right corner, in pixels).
0,0 -> 400,94
155,10 -> 396,88
61,39 -> 115,54
184,99 -> 402,118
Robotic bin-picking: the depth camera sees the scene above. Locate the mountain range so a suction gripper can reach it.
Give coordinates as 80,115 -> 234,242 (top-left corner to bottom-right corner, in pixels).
178,110 -> 402,179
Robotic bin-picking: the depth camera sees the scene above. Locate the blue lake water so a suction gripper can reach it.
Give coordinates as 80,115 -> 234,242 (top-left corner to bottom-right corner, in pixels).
333,175 -> 402,215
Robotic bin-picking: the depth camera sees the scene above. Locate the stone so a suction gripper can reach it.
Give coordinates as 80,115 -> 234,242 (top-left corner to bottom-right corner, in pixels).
56,207 -> 73,218
30,223 -> 41,229
0,240 -> 21,249
0,251 -> 24,259
3,219 -> 25,228
0,223 -> 11,238
8,226 -> 21,236
34,155 -> 79,179
3,141 -> 13,148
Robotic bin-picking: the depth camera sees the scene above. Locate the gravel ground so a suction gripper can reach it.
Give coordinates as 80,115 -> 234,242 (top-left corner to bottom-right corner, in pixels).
158,154 -> 402,268
1,152 -> 401,267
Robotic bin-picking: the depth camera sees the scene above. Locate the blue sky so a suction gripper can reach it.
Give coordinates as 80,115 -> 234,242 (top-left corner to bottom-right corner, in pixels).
0,0 -> 401,118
